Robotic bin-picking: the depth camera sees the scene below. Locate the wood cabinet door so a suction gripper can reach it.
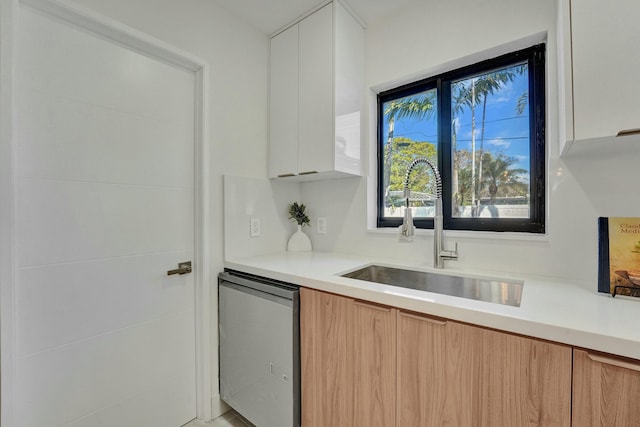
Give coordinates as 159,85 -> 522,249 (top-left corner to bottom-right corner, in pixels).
397,311 -> 478,426
573,349 -> 640,426
300,288 -> 354,427
353,301 -> 396,427
398,311 -> 572,427
302,291 -> 572,427
478,328 -> 572,427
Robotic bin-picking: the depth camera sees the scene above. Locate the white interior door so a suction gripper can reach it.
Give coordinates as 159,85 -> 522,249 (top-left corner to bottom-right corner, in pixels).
14,4 -> 197,426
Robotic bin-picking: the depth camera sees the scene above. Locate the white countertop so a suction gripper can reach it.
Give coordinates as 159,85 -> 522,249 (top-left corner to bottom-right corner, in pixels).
224,251 -> 640,360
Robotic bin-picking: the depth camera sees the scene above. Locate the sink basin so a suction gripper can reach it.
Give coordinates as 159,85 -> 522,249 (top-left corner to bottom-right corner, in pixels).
341,265 -> 523,307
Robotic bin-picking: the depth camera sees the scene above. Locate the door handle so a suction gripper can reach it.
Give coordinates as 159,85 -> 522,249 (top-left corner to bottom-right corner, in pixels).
167,261 -> 192,276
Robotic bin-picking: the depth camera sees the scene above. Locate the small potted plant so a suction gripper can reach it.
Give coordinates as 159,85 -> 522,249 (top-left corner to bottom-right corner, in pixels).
288,202 -> 310,228
287,202 -> 312,251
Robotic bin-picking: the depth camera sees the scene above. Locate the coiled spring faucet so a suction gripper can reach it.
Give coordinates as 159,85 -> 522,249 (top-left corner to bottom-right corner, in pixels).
400,158 -> 458,269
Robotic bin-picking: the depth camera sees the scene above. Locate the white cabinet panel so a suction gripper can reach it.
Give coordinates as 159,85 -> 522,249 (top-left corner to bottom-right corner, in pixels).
334,1 -> 364,176
269,25 -> 299,178
559,0 -> 640,154
268,1 -> 363,180
298,4 -> 334,175
571,0 -> 640,141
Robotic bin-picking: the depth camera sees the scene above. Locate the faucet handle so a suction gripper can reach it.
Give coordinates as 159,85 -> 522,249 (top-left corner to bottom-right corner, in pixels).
441,242 -> 458,260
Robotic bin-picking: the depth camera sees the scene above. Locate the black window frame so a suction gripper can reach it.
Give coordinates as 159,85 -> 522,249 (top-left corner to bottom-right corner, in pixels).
377,44 -> 545,233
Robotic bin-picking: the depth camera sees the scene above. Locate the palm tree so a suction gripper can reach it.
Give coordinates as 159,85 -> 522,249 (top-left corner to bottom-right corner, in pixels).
382,66 -> 528,216
480,152 -> 528,205
451,65 -> 526,215
384,91 -> 436,124
476,65 -> 527,199
454,150 -> 473,207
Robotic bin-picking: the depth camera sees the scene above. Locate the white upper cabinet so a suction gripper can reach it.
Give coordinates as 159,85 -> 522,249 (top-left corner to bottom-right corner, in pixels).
558,0 -> 640,155
268,1 -> 364,180
269,24 -> 299,178
298,4 -> 334,176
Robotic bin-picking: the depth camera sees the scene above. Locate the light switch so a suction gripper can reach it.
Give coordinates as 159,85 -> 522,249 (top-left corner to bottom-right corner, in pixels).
250,218 -> 261,237
317,217 -> 326,234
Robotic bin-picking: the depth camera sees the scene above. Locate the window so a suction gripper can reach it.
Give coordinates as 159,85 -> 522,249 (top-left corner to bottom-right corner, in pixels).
377,44 -> 545,233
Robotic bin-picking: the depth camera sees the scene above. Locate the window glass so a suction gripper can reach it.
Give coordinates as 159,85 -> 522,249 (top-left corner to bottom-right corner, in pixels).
377,44 -> 545,233
451,63 -> 530,219
381,88 -> 438,219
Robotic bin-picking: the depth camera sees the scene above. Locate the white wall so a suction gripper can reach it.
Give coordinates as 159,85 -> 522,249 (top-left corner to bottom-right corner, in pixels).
62,0 -> 269,418
0,0 -> 17,422
224,176 -> 301,260
299,0 -> 640,284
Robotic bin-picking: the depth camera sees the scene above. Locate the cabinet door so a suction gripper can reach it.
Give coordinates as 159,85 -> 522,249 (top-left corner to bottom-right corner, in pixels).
573,349 -> 640,426
333,1 -> 364,176
269,24 -> 299,178
298,3 -> 333,175
397,311 -> 478,426
571,0 -> 640,141
478,328 -> 572,427
300,288 -> 353,427
353,301 -> 396,427
398,311 -> 572,427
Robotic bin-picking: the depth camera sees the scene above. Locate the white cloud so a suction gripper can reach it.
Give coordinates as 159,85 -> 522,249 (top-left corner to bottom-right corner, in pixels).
488,138 -> 511,148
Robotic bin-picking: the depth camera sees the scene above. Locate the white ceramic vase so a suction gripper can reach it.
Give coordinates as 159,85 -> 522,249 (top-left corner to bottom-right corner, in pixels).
287,224 -> 312,252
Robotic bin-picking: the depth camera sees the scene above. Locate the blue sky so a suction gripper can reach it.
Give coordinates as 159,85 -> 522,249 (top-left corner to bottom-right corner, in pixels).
382,64 -> 530,176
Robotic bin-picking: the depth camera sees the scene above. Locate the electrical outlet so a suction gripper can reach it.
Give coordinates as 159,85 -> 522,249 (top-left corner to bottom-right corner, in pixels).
317,217 -> 327,234
250,218 -> 261,237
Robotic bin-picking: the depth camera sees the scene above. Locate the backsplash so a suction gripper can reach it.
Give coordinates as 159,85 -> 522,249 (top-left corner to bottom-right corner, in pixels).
225,141 -> 640,284
223,175 -> 300,260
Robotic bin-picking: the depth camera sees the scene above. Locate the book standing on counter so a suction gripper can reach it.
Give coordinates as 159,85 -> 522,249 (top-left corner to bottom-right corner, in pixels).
598,217 -> 640,297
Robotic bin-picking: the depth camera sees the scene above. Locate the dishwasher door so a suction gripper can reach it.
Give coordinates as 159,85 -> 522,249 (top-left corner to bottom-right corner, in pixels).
218,271 -> 300,427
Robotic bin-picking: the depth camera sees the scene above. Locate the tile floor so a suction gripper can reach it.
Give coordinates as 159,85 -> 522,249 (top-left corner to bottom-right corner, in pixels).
185,410 -> 254,427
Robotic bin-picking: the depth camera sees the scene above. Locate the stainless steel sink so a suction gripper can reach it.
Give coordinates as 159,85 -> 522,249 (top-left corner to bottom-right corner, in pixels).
341,265 -> 523,307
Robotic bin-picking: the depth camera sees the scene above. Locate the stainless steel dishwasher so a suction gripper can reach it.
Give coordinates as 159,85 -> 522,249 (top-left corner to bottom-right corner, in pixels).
218,270 -> 300,427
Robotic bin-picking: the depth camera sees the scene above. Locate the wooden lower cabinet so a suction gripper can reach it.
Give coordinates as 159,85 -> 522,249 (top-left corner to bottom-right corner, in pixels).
301,288 -> 573,427
300,288 -> 396,427
397,311 -> 478,426
300,287 -> 354,427
397,311 -> 572,427
573,349 -> 640,426
353,301 -> 396,427
475,324 -> 572,427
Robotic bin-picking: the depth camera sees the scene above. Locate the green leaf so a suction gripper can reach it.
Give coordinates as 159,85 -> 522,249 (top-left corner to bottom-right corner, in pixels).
288,202 -> 310,227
